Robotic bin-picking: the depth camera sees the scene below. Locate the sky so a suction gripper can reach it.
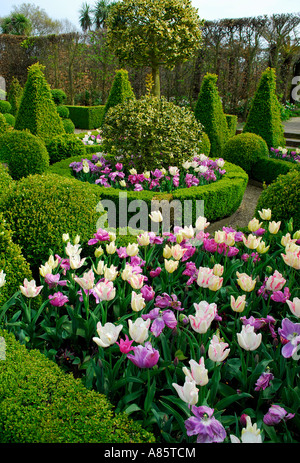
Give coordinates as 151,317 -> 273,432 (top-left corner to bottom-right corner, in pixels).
0,0 -> 299,29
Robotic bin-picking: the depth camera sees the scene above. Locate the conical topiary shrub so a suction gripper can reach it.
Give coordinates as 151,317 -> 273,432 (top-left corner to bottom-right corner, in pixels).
7,77 -> 23,117
194,73 -> 229,156
243,67 -> 285,148
14,62 -> 65,140
103,69 -> 135,118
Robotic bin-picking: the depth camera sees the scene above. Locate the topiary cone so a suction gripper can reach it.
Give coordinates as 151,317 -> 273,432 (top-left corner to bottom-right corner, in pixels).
194,73 -> 229,157
104,69 -> 135,118
243,67 -> 285,149
14,62 -> 65,140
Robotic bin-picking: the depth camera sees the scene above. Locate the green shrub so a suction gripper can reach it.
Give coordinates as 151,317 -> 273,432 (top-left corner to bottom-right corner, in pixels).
0,130 -> 49,180
0,164 -> 13,203
62,118 -> 75,134
194,73 -> 229,156
225,114 -> 238,138
255,170 -> 300,230
51,88 -> 67,106
0,330 -> 155,443
14,63 -> 65,140
3,114 -> 15,127
7,77 -> 23,116
0,173 -> 103,269
0,114 -> 10,136
66,105 -> 105,130
222,132 -> 269,174
243,67 -> 285,148
0,213 -> 32,309
56,105 -> 69,119
251,157 -> 300,184
102,95 -> 205,171
0,100 -> 11,114
103,69 -> 135,118
45,134 -> 86,164
199,132 -> 211,156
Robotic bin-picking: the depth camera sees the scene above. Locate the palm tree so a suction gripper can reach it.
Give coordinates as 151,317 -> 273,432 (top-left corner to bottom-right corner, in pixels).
0,13 -> 32,35
93,0 -> 116,29
79,2 -> 93,32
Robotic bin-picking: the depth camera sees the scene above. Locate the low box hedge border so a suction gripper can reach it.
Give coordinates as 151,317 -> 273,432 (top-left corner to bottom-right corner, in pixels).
251,157 -> 300,184
66,105 -> 105,130
0,329 -> 155,444
48,155 -> 249,228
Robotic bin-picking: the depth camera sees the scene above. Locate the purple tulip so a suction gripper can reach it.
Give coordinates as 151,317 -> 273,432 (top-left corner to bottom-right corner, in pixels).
185,406 -> 226,443
278,318 -> 300,358
263,404 -> 295,426
88,228 -> 110,245
127,342 -> 159,368
142,308 -> 177,337
48,292 -> 69,307
44,273 -> 67,289
241,315 -> 277,338
116,247 -> 128,259
155,293 -> 183,311
150,267 -> 162,278
140,285 -> 155,301
254,371 -> 274,391
270,287 -> 291,303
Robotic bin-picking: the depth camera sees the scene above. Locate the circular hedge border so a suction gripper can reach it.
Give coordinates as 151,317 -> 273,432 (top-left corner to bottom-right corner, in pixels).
48,154 -> 249,228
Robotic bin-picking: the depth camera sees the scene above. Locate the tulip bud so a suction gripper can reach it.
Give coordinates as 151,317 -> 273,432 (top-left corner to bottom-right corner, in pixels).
95,246 -> 104,258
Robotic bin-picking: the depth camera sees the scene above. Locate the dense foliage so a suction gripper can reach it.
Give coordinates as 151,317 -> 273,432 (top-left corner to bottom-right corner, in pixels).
243,67 -> 286,148
194,73 -> 229,156
14,62 -> 65,140
102,95 -> 205,171
0,130 -> 49,180
222,133 -> 269,174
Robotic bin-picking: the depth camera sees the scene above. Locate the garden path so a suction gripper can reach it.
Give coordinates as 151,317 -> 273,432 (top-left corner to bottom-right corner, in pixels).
206,179 -> 263,234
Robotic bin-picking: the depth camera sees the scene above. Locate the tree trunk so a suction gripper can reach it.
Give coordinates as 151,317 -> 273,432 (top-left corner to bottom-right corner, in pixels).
151,66 -> 160,98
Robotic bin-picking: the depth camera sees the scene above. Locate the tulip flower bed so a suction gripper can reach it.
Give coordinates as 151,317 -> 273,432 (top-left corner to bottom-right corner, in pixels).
1,210 -> 300,444
80,130 -> 103,146
69,153 -> 226,192
270,146 -> 300,164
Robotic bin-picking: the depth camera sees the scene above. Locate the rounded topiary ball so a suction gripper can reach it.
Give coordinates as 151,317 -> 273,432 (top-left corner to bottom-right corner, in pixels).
102,96 -> 204,172
3,113 -> 15,127
57,105 -> 70,119
0,173 -> 103,269
51,88 -> 67,106
0,130 -> 49,180
0,100 -> 12,114
255,169 -> 300,230
62,118 -> 75,134
45,134 -> 85,164
0,114 -> 10,137
222,132 -> 269,174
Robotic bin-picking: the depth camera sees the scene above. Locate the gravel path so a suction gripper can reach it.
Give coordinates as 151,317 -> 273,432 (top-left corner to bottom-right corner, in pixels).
206,180 -> 263,234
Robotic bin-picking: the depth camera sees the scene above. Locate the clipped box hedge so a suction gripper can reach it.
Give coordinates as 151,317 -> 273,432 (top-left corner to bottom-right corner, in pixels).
66,105 -> 105,130
0,329 -> 155,443
251,157 -> 300,184
48,155 -> 248,228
